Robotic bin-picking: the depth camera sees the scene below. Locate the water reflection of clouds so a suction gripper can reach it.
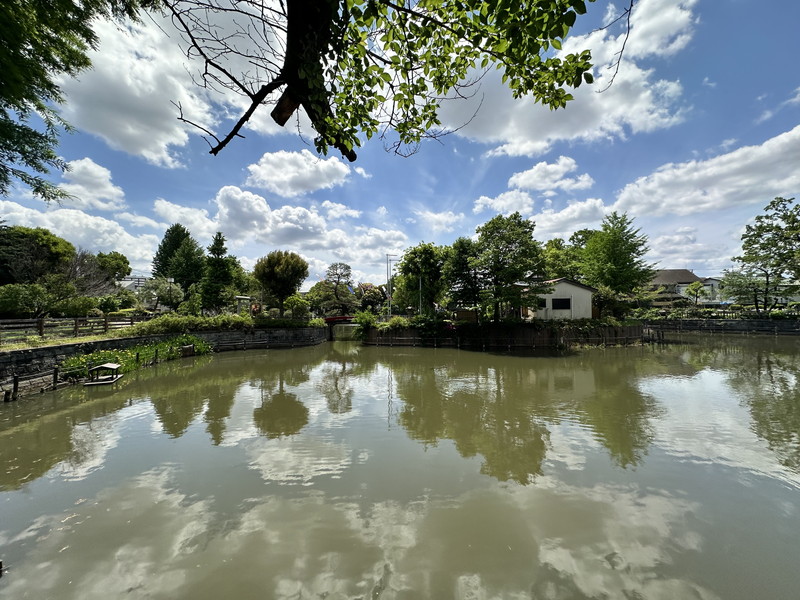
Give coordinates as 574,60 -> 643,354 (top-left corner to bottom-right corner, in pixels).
544,422 -> 601,471
639,369 -> 800,489
57,402 -> 152,482
244,436 -> 361,485
2,468 -> 716,599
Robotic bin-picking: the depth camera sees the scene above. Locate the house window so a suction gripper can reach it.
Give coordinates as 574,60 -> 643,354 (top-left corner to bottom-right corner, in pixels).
535,298 -> 546,309
552,298 -> 571,310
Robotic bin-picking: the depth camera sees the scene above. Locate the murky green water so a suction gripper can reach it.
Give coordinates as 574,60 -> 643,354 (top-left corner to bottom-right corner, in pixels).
2,336 -> 800,599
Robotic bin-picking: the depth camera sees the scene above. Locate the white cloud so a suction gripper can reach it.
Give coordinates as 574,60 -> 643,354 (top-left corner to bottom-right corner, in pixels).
508,156 -> 594,192
117,212 -> 166,229
211,186 -> 407,278
245,150 -> 351,197
755,86 -> 800,123
413,210 -> 465,233
531,198 -> 608,240
614,125 -> 800,217
153,198 -> 217,243
59,18 -> 215,168
321,200 -> 361,220
438,0 -> 695,157
473,190 -> 534,216
59,158 -> 126,211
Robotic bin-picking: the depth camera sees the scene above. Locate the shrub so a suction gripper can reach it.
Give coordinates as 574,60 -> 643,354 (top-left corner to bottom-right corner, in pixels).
353,310 -> 377,328
377,316 -> 411,331
61,334 -> 211,378
52,296 -> 99,317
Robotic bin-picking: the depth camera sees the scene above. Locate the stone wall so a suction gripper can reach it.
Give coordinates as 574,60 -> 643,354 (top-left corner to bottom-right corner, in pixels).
364,324 -> 643,349
643,319 -> 800,335
0,327 -> 326,389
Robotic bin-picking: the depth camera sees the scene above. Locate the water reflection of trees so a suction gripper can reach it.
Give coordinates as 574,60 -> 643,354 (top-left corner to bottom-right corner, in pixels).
0,344 -> 331,490
682,336 -> 800,473
386,348 -> 673,483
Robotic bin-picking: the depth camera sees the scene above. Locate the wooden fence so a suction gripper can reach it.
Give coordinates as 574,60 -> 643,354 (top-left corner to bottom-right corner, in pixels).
0,316 -> 147,347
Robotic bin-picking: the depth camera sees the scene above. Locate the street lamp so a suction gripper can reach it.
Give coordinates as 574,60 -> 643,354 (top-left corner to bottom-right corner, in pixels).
386,253 -> 398,317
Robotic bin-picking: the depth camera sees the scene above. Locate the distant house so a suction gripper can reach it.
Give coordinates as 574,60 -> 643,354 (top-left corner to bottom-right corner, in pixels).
650,269 -> 722,306
530,278 -> 596,320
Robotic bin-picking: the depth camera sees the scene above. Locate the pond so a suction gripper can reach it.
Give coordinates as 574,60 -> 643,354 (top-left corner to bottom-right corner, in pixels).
1,335 -> 799,599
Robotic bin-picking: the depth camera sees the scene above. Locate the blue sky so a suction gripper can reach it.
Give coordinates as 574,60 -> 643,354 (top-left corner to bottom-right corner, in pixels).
2,0 -> 799,288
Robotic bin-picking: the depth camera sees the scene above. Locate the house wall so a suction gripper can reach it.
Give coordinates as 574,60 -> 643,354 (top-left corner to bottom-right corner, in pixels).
535,281 -> 593,320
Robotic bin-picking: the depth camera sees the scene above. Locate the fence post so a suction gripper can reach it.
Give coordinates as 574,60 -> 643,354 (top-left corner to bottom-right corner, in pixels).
12,374 -> 19,400
73,319 -> 79,337
104,316 -> 109,333
37,318 -> 45,337
53,366 -> 59,390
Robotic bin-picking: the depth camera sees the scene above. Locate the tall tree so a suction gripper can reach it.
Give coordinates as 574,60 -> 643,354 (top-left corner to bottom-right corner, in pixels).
443,237 -> 482,310
0,0 -> 153,200
395,242 -> 447,315
253,251 -> 309,316
474,213 -> 547,322
165,0 -> 607,161
152,223 -> 191,277
579,212 -> 654,295
201,232 -> 234,311
733,197 -> 800,310
324,262 -> 359,315
169,236 -> 206,292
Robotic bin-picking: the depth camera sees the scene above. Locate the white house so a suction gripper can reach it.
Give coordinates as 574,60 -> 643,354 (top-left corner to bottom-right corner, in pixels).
532,278 -> 596,320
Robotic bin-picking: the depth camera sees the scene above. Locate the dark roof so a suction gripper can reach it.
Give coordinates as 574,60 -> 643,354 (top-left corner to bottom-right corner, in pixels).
650,269 -> 702,285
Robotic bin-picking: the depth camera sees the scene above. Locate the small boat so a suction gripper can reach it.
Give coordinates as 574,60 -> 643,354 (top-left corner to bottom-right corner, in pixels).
84,362 -> 124,386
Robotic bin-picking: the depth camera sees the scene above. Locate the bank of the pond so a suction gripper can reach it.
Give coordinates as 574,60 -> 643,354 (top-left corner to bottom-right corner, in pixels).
643,319 -> 800,336
364,323 -> 643,349
0,327 -> 326,398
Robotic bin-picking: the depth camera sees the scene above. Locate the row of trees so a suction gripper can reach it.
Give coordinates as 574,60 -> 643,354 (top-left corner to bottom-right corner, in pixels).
387,211 -> 653,321
0,223 -> 133,317
717,197 -> 799,315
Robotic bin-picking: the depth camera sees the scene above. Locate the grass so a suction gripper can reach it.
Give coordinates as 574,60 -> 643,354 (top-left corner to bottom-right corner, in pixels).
60,334 -> 212,378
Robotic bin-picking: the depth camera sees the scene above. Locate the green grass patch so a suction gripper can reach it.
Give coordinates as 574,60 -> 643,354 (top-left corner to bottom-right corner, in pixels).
60,334 -> 212,378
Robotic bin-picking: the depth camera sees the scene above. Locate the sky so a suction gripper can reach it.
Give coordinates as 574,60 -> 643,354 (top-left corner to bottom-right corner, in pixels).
2,0 -> 799,289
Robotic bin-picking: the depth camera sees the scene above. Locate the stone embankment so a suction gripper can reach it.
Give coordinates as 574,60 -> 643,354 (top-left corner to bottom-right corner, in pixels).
0,327 -> 326,398
364,324 -> 643,349
643,319 -> 800,337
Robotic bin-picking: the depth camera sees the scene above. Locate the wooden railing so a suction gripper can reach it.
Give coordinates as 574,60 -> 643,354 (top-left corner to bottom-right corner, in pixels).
0,316 -> 148,347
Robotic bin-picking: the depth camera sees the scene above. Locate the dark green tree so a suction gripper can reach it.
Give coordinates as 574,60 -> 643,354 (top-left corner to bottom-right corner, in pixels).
443,237 -> 482,310
253,250 -> 309,316
200,232 -> 234,312
579,212 -> 654,295
395,242 -> 447,315
96,251 -> 131,282
474,213 -> 547,322
169,236 -> 206,292
151,223 -> 191,278
0,225 -> 76,284
356,283 -> 385,313
305,280 -> 336,316
0,0 -> 153,200
324,262 -> 359,315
